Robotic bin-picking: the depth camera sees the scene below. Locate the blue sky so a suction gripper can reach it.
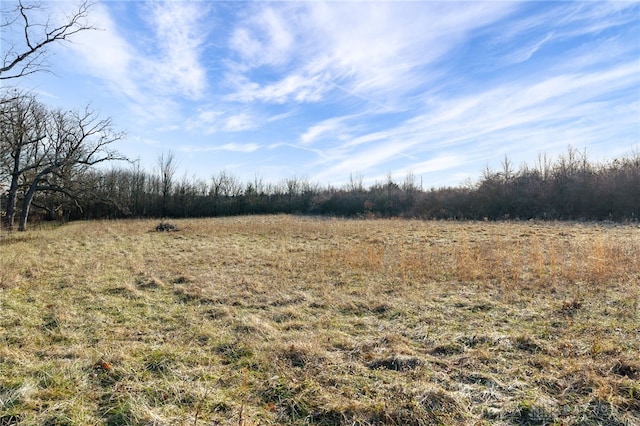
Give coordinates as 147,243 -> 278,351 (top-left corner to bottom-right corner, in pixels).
17,0 -> 640,188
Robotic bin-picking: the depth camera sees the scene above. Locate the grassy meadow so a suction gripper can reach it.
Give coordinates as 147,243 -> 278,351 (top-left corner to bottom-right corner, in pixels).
1,216 -> 639,425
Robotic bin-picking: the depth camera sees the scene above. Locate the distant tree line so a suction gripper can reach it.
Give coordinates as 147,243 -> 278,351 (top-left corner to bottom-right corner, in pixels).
4,146 -> 637,227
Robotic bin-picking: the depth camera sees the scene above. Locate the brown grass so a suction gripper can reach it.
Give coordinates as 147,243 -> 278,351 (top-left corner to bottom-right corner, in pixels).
1,216 -> 639,425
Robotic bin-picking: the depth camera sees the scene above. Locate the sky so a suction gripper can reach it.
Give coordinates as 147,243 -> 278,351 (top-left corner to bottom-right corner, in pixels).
11,0 -> 640,188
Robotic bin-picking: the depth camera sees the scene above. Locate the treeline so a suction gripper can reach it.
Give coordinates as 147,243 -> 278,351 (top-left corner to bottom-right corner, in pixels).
20,147 -> 637,223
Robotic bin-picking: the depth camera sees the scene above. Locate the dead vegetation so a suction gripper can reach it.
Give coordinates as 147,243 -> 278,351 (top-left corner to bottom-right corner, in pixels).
0,216 -> 639,425
154,222 -> 179,232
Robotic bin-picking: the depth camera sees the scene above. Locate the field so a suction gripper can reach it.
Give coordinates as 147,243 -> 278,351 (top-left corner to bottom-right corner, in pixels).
1,216 -> 639,425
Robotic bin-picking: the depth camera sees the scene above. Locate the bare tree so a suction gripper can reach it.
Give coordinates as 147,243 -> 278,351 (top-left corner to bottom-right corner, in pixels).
210,170 -> 229,216
16,104 -> 124,230
347,173 -> 364,193
130,159 -> 146,216
1,0 -> 94,80
157,151 -> 178,217
0,90 -> 47,229
500,155 -> 515,182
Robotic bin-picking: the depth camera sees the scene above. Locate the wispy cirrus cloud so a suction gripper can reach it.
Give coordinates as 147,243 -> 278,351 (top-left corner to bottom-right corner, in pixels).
145,0 -> 209,99
226,72 -> 329,104
308,55 -> 639,184
186,106 -> 262,135
180,143 -> 261,154
480,1 -> 640,70
224,2 -> 518,110
299,115 -> 356,145
223,113 -> 255,132
66,1 -> 208,123
229,5 -> 296,69
65,3 -> 137,99
502,32 -> 554,66
396,155 -> 467,177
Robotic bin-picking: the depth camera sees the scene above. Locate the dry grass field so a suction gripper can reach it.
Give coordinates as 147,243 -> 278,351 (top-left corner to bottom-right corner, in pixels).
1,216 -> 639,425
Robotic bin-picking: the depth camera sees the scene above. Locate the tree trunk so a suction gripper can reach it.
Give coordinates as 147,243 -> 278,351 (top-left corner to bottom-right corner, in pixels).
5,153 -> 22,230
6,178 -> 19,230
18,181 -> 39,231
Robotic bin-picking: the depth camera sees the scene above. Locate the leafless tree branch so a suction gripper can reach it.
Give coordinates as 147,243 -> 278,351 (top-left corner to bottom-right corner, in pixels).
0,0 -> 95,80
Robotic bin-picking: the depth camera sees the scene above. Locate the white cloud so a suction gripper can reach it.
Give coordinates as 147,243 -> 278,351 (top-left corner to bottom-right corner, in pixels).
67,3 -> 138,99
229,5 -> 295,69
186,108 -> 259,134
66,1 -> 209,125
504,32 -> 554,65
260,73 -> 324,103
181,143 -> 261,153
311,139 -> 416,183
306,54 -> 639,184
146,0 -> 208,99
223,2 -> 518,109
300,118 -> 344,145
226,72 -> 329,104
224,113 -> 255,132
401,155 -> 466,176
